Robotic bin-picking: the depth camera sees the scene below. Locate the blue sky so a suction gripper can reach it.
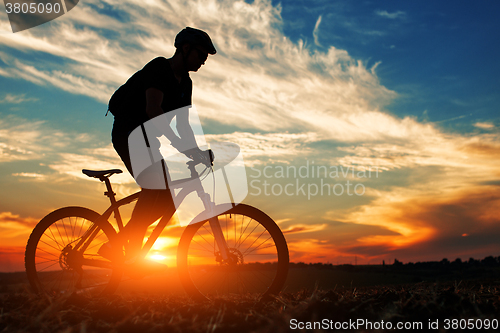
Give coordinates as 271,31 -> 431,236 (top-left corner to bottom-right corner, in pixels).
0,0 -> 499,271
277,0 -> 500,129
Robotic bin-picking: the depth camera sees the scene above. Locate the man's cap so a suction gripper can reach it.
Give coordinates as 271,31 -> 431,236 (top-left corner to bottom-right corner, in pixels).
175,27 -> 216,55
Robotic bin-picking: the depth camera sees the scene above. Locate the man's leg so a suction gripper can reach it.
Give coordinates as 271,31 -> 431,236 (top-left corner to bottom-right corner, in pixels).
122,188 -> 176,259
111,120 -> 176,260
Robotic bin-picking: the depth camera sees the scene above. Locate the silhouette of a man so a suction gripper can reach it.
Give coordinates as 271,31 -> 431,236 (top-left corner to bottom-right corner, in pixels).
105,27 -> 216,265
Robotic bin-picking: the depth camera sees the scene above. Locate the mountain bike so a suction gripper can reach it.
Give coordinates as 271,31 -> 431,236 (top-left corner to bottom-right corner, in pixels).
24,144 -> 289,301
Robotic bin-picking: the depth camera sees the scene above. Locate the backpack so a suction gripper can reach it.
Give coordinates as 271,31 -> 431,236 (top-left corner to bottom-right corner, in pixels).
105,86 -> 126,116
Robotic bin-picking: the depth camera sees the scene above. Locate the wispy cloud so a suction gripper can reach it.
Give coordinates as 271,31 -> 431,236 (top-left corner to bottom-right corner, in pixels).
1,59 -> 114,102
11,172 -> 46,179
375,10 -> 406,20
282,223 -> 327,234
0,115 -> 105,163
0,211 -> 37,225
474,122 -> 495,130
0,93 -> 38,104
0,0 -> 397,128
48,148 -> 134,185
0,117 -> 51,162
205,132 -> 318,165
0,116 -> 132,186
313,15 -> 322,47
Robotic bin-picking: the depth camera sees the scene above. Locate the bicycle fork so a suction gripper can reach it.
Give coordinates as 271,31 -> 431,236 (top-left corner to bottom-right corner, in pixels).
198,191 -> 230,262
209,217 -> 230,262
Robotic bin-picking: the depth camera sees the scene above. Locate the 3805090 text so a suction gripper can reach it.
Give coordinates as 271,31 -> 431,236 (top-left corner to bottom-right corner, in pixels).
4,2 -> 61,14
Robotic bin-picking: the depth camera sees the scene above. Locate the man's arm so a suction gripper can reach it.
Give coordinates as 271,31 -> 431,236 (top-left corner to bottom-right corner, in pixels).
145,87 -> 183,149
145,87 -> 202,158
145,88 -> 165,119
176,110 -> 211,164
175,107 -> 198,149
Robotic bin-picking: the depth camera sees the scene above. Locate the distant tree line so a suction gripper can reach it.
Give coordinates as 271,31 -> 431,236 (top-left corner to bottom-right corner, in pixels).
288,255 -> 500,270
392,255 -> 500,268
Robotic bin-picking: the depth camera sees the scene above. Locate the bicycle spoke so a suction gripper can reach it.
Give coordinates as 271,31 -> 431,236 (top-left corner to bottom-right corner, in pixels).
243,234 -> 273,256
224,216 -> 228,246
198,231 -> 215,249
236,215 -> 252,248
63,220 -> 73,244
61,218 -> 70,245
34,257 -> 59,265
241,229 -> 267,254
36,246 -> 59,258
77,219 -> 85,240
237,220 -> 260,250
47,227 -> 63,250
39,239 -> 63,253
37,261 -> 60,272
244,253 -> 278,257
26,207 -> 120,298
53,222 -> 66,248
182,207 -> 287,300
85,237 -> 107,252
190,237 -> 214,254
202,223 -> 214,237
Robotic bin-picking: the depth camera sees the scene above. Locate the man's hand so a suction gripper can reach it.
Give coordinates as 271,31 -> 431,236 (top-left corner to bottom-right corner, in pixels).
184,148 -> 214,166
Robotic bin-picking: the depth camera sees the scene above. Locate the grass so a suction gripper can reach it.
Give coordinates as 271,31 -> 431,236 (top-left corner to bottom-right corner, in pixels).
1,277 -> 499,332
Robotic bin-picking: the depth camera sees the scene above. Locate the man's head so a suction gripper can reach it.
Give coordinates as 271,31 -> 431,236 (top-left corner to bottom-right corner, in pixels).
175,27 -> 216,55
174,27 -> 216,71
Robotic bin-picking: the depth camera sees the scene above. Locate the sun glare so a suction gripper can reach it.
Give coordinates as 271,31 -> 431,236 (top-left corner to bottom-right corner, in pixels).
151,236 -> 177,250
149,254 -> 167,261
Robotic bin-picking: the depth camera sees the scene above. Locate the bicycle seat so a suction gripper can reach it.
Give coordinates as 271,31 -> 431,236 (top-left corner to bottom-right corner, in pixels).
82,169 -> 123,179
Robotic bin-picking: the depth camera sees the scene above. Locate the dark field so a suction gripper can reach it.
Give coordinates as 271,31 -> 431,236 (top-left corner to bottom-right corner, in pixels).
1,263 -> 499,332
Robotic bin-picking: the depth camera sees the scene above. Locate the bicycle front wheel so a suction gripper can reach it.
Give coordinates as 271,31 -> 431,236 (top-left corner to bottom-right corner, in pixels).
25,207 -> 123,297
177,204 -> 289,301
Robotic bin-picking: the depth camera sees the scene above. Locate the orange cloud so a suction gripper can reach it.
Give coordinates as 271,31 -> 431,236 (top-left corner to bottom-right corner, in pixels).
0,212 -> 37,248
460,135 -> 500,156
282,223 -> 327,234
336,186 -> 500,263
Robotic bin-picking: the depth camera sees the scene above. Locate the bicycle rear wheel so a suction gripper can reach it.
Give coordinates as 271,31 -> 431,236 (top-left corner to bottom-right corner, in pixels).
25,207 -> 123,297
177,204 -> 289,301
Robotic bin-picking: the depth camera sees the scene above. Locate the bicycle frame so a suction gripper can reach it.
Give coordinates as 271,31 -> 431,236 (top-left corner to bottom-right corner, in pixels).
77,159 -> 231,268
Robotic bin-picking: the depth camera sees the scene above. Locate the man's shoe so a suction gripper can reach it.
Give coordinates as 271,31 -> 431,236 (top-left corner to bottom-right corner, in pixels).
98,242 -> 114,260
97,242 -> 122,262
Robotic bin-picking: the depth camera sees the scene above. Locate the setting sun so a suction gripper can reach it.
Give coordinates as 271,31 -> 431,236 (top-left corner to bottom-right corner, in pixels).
149,254 -> 167,262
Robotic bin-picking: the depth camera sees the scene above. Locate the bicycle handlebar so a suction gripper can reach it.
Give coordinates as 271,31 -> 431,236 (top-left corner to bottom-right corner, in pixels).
188,149 -> 214,168
185,150 -> 214,182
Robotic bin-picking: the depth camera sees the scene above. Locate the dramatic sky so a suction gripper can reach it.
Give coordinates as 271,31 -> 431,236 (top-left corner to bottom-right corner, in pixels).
1,0 -> 499,271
